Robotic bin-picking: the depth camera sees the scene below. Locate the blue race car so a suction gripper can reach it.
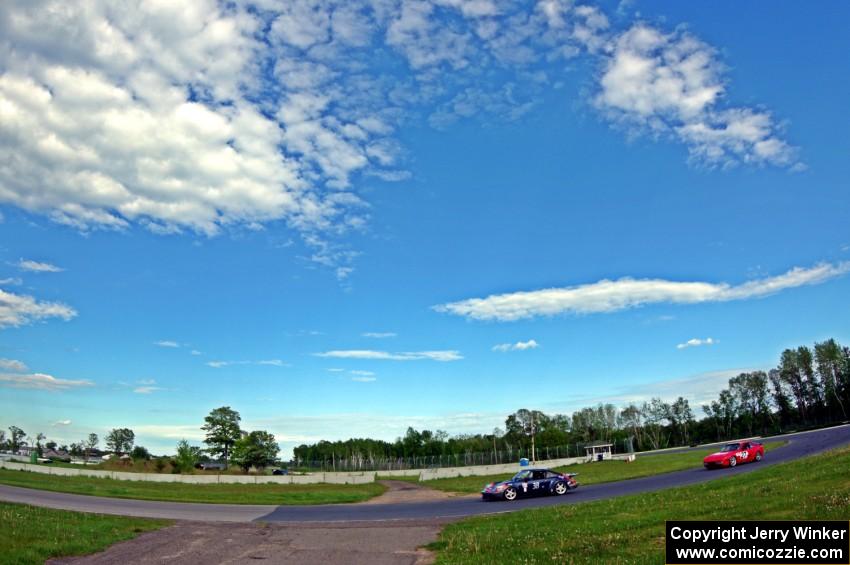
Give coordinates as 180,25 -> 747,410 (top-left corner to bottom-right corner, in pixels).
481,468 -> 578,501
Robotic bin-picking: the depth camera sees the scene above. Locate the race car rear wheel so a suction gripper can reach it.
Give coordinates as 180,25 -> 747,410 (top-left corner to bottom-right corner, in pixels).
553,482 -> 568,495
729,456 -> 737,467
504,487 -> 517,501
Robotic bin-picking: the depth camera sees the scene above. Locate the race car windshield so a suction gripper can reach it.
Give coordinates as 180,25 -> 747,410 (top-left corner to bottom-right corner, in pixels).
513,471 -> 532,480
720,444 -> 740,452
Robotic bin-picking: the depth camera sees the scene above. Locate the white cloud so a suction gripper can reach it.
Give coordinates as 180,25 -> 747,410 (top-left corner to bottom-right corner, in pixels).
17,259 -> 64,273
0,278 -> 22,286
351,376 -> 377,382
326,368 -> 345,372
133,385 -> 163,394
315,349 -> 463,361
154,340 -> 180,348
362,332 -> 397,338
0,372 -> 93,391
492,339 -> 540,352
52,419 -> 72,427
435,261 -> 850,321
350,370 -> 375,376
207,359 -> 287,368
595,23 -> 796,168
190,350 -> 202,356
677,337 -> 716,350
0,288 -> 77,328
0,0 -> 798,283
546,367 -> 755,413
0,358 -> 28,372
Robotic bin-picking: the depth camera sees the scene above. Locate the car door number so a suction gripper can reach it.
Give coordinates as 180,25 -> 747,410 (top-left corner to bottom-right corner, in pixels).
737,450 -> 748,460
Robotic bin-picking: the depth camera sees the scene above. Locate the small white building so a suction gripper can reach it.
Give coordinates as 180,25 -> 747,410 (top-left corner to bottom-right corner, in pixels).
584,442 -> 613,462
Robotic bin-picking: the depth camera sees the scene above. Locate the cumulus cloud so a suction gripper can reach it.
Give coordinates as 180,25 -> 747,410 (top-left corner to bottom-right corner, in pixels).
17,259 -> 64,273
435,261 -> 850,321
492,339 -> 540,352
0,0 -> 798,280
0,288 -> 77,328
315,349 -> 463,361
0,358 -> 28,372
595,24 -> 797,168
0,372 -> 93,391
677,337 -> 716,350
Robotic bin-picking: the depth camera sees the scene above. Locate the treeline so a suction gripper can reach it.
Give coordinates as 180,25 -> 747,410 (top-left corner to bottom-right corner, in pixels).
293,338 -> 850,468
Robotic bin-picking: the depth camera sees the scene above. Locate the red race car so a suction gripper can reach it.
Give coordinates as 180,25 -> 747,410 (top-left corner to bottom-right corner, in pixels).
703,440 -> 764,469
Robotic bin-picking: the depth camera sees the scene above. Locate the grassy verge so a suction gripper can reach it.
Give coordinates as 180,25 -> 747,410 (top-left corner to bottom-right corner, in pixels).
430,444 -> 850,564
422,441 -> 786,494
0,469 -> 386,505
0,502 -> 169,564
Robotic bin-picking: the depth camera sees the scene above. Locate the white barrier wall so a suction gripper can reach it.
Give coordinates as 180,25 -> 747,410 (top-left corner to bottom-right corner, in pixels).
0,461 -> 376,485
1,456 -> 636,485
417,453 -> 637,481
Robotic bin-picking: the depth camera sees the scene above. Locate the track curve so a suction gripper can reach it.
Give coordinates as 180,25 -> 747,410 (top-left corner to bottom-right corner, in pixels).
1,424 -> 848,523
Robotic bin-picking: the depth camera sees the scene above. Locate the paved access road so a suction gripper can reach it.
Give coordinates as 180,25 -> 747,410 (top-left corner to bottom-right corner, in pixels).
2,424 -> 848,524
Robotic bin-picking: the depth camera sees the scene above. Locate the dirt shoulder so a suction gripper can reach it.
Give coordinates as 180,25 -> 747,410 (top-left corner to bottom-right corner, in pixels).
48,481 -> 464,565
48,519 -> 449,565
359,480 -> 474,505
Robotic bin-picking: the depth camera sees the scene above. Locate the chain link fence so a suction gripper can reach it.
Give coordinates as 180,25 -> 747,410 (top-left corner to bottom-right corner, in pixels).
291,438 -> 635,472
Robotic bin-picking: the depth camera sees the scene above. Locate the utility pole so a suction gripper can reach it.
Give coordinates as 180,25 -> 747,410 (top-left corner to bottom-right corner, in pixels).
531,411 -> 536,463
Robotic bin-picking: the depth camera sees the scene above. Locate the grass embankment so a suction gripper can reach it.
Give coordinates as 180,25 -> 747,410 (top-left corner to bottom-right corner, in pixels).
422,441 -> 786,494
0,469 -> 386,505
431,443 -> 850,564
0,502 -> 169,564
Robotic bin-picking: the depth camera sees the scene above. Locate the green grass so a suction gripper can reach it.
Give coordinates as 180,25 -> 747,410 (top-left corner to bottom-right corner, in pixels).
0,502 -> 169,564
0,469 -> 386,505
421,441 -> 787,494
430,444 -> 850,564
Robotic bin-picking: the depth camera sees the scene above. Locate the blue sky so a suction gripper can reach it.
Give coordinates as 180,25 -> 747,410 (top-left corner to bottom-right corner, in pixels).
1,0 -> 848,457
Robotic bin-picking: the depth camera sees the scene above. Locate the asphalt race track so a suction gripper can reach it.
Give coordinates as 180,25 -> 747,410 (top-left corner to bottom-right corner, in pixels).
1,424 -> 848,524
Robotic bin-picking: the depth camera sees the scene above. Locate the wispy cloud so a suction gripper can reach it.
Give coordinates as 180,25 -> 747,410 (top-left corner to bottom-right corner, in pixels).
0,358 -> 28,372
133,385 -> 164,394
677,337 -> 716,350
154,340 -> 180,348
315,350 -> 462,361
362,332 -> 397,338
0,289 -> 77,329
52,419 -> 72,427
207,359 -> 288,368
492,339 -> 540,352
17,259 -> 64,273
0,277 -> 23,286
351,376 -> 377,382
0,372 -> 93,391
435,261 -> 850,322
350,370 -> 375,376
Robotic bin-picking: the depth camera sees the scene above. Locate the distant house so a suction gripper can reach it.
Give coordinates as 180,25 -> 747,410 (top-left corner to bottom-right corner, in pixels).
195,462 -> 226,471
43,449 -> 71,462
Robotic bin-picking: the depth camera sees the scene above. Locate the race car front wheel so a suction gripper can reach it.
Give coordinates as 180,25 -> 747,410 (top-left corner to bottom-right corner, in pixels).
553,482 -> 568,495
755,452 -> 762,462
729,456 -> 737,467
504,487 -> 517,501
